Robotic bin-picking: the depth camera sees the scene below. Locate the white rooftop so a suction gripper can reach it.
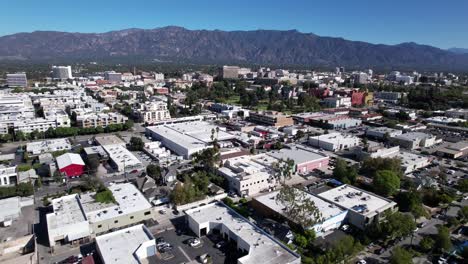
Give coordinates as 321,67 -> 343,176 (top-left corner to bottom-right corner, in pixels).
26,138 -> 71,154
47,194 -> 87,230
267,145 -> 328,165
254,190 -> 345,223
81,183 -> 152,223
96,224 -> 156,264
56,153 -> 85,169
318,185 -> 396,216
393,132 -> 434,141
147,121 -> 235,150
102,144 -> 142,168
0,197 -> 22,222
186,203 -> 300,264
309,132 -> 359,143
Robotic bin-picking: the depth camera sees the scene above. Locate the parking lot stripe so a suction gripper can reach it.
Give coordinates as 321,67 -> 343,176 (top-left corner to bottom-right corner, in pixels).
178,246 -> 191,261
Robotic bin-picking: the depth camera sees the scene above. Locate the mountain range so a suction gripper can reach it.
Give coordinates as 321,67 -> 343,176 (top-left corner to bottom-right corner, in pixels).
1,26 -> 468,71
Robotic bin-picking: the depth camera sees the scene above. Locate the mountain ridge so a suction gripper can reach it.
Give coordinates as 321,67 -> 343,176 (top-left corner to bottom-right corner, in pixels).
1,26 -> 467,71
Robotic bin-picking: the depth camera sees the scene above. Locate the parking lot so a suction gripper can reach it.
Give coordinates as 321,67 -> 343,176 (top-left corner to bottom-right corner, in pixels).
153,226 -> 242,264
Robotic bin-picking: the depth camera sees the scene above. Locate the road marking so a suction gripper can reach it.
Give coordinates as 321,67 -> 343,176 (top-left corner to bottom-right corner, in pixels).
178,246 -> 191,261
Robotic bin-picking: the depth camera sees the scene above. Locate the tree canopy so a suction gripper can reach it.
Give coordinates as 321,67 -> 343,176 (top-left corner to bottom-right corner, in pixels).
373,170 -> 400,197
276,186 -> 322,228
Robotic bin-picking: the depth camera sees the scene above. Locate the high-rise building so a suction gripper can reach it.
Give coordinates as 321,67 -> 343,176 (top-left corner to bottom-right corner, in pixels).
6,73 -> 28,87
221,65 -> 240,79
104,71 -> 122,83
52,66 -> 72,80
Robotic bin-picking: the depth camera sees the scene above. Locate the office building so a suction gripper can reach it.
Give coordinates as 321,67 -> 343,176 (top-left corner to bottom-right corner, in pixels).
26,138 -> 72,155
366,127 -> 402,140
104,71 -> 122,83
390,132 -> 436,150
102,144 -> 143,173
266,145 -> 329,175
96,224 -> 157,264
221,66 -> 240,79
248,111 -> 294,127
374,92 -> 402,104
436,141 -> 468,159
186,203 -> 301,264
218,154 -> 277,196
6,73 -> 27,87
252,190 -> 347,236
52,66 -> 72,80
47,183 -> 154,248
323,97 -> 352,108
308,114 -> 362,129
309,132 -> 360,152
318,185 -> 397,229
398,151 -> 431,174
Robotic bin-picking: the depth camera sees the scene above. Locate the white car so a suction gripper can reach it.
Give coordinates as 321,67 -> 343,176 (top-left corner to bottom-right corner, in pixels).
356,260 -> 366,264
189,238 -> 201,247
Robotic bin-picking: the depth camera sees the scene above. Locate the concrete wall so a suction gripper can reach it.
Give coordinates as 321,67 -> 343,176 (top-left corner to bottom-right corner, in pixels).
91,209 -> 154,236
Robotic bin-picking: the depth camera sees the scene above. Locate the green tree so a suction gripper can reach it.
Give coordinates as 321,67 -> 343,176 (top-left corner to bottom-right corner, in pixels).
395,191 -> 427,218
86,156 -> 100,175
458,206 -> 468,223
361,157 -> 403,178
333,158 -> 358,184
274,158 -> 295,184
146,164 -> 162,184
435,226 -> 452,252
390,246 -> 413,264
276,186 -> 322,228
419,236 -> 435,253
373,170 -> 400,196
129,137 -> 144,151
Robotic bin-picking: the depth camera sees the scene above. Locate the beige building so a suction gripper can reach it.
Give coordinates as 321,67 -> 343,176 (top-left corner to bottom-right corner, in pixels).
76,112 -> 128,128
133,101 -> 171,124
248,111 -> 294,127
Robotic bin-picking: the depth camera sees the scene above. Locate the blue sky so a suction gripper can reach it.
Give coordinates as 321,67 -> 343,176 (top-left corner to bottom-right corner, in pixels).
2,0 -> 467,49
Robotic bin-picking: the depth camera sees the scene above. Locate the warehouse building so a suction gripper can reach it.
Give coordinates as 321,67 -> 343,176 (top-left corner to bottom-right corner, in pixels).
96,224 -> 157,264
397,151 -> 431,174
365,127 -> 402,140
102,144 -> 143,173
26,138 -> 72,155
47,183 -> 154,248
252,190 -> 347,237
146,121 -> 235,158
309,132 -> 360,152
185,202 -> 301,264
318,185 -> 397,230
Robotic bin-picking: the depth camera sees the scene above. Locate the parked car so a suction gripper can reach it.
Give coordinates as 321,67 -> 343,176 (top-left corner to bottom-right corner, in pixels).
189,238 -> 202,247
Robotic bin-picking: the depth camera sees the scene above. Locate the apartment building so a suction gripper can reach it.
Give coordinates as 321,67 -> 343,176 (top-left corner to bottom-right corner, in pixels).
0,165 -> 17,186
133,101 -> 171,124
76,112 -> 128,128
6,73 -> 28,87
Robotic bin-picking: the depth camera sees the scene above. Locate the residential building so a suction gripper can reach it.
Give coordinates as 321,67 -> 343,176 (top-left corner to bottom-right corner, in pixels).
146,121 -> 235,159
6,73 -> 27,87
248,111 -> 294,127
102,144 -> 143,173
52,66 -> 72,80
366,127 -> 402,140
26,138 -> 72,155
133,101 -> 171,124
47,183 -> 154,248
0,165 -> 17,186
445,108 -> 468,120
76,113 -> 128,128
309,132 -> 360,152
252,190 -> 347,237
56,153 -> 86,178
185,203 -> 301,264
390,132 -> 436,150
266,145 -> 329,175
318,185 -> 397,229
96,224 -> 157,264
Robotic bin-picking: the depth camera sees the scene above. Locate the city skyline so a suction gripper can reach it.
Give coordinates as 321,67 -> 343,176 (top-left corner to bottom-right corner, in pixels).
2,0 -> 468,50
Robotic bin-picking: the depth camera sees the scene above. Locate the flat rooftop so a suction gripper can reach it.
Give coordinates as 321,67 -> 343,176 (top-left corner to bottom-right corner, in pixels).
47,194 -> 87,230
81,183 -> 152,223
393,132 -> 434,141
96,224 -> 155,264
318,185 -> 396,216
26,138 -> 71,153
95,135 -> 125,146
147,121 -> 235,151
254,190 -> 345,223
186,203 -> 300,264
309,132 -> 358,143
367,127 -> 402,134
102,144 -> 142,167
397,151 -> 430,165
267,145 -> 328,165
